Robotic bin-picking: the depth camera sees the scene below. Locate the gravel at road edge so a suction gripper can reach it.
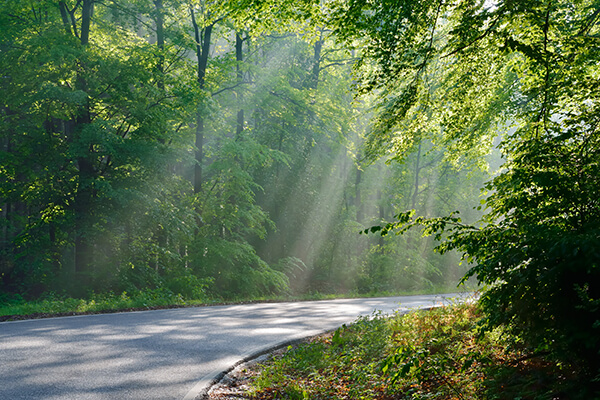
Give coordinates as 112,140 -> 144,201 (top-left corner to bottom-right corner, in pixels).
202,332 -> 333,400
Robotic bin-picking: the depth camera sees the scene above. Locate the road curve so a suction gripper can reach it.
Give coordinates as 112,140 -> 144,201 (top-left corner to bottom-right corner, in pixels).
0,293 -> 468,400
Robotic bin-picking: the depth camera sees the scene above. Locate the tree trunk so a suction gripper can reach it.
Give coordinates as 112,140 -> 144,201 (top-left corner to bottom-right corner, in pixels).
154,0 -> 165,89
58,1 -> 72,35
355,164 -> 363,223
411,142 -> 422,210
190,9 -> 213,194
308,30 -> 323,89
80,0 -> 92,46
73,0 -> 94,273
235,32 -> 244,139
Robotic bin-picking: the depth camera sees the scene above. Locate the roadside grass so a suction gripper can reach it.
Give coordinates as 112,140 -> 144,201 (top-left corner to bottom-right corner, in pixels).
0,289 -> 189,320
0,285 -> 469,321
247,302 -> 594,400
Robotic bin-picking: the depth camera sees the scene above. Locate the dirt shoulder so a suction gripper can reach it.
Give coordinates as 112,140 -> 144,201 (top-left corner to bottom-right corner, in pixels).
203,332 -> 333,400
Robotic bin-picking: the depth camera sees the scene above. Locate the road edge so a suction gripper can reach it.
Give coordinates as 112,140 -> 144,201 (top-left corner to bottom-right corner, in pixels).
185,306 -> 441,400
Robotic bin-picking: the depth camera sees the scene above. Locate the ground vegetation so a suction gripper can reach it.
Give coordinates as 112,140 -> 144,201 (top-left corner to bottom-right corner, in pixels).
241,303 -> 595,400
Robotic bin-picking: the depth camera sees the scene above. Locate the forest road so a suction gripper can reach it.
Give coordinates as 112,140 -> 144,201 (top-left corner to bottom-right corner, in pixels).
0,293 -> 467,400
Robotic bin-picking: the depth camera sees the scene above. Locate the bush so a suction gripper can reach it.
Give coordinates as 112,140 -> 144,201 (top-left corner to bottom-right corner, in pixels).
456,135 -> 600,378
166,271 -> 211,300
189,236 -> 289,299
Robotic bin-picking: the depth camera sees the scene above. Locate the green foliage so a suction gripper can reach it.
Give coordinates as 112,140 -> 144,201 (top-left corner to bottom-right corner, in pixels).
0,0 -> 200,297
271,257 -> 309,295
189,236 -> 289,299
343,0 -> 600,382
454,130 -> 600,372
358,241 -> 441,294
165,271 -> 211,301
0,289 -> 187,318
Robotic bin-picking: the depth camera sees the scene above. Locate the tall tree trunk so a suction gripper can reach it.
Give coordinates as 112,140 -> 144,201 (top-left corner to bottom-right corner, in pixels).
235,32 -> 244,139
411,142 -> 422,210
58,1 -> 72,35
74,0 -> 94,274
80,0 -> 92,45
308,30 -> 323,90
355,164 -> 363,223
154,0 -> 165,89
190,9 -> 213,194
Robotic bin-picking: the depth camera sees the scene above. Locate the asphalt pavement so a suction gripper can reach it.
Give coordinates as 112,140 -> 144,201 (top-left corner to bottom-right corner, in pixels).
0,293 -> 468,399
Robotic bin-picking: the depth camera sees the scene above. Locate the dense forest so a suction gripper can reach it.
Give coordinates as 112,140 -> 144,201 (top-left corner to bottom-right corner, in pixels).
0,0 -> 489,301
2,0 -> 599,382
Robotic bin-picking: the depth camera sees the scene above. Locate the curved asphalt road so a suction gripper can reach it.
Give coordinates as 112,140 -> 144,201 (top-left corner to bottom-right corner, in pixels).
0,293 -> 468,400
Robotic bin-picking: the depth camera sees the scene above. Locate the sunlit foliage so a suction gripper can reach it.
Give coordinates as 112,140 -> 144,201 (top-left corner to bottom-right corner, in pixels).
336,0 -> 600,379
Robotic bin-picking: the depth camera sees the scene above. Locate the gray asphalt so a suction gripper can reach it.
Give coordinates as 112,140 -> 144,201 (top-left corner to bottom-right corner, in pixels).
0,293 -> 468,400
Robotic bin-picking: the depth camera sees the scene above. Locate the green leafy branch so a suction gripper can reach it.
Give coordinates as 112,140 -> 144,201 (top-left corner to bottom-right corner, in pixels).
361,209 -> 478,245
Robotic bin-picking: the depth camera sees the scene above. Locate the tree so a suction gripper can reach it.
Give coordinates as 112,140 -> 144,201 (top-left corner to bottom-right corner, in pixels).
0,0 -> 197,295
336,0 -> 600,380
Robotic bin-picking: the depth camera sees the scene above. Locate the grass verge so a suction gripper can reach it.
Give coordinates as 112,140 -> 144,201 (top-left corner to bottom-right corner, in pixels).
0,287 -> 469,322
247,302 -> 595,400
0,289 -> 189,321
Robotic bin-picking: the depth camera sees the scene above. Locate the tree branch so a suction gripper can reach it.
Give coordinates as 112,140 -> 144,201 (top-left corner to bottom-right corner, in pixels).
578,6 -> 600,36
442,13 -> 502,58
319,60 -> 357,71
536,0 -> 552,138
211,81 -> 247,97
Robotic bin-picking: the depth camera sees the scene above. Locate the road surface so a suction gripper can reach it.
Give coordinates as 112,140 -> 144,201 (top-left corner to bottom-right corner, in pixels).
0,293 -> 467,399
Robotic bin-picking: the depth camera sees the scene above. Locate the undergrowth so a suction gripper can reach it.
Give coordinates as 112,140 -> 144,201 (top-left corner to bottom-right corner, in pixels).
0,289 -> 189,318
0,287 -> 468,320
249,302 -> 595,399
